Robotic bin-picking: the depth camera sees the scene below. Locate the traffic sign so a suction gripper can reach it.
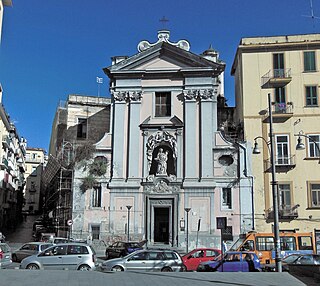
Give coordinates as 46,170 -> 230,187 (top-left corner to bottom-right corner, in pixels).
67,219 -> 73,226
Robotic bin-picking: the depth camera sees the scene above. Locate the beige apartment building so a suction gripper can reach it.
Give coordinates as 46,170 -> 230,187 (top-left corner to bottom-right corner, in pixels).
0,0 -> 12,43
232,34 -> 320,237
23,148 -> 46,214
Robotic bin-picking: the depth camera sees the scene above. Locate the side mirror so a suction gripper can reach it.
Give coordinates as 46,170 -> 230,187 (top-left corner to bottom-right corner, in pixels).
187,255 -> 192,259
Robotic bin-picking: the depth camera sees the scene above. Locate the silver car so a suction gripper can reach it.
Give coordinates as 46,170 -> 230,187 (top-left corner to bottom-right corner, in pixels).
20,243 -> 97,271
100,249 -> 185,272
12,242 -> 53,262
0,243 -> 12,268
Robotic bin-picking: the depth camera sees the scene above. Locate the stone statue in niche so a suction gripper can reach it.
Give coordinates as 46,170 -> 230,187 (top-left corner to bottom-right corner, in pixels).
155,148 -> 168,175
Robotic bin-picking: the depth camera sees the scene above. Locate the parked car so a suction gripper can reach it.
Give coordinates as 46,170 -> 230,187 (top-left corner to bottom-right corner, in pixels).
264,253 -> 302,272
0,242 -> 12,268
20,243 -> 97,271
197,251 -> 261,272
12,242 -> 53,262
182,248 -> 221,271
287,254 -> 320,277
105,240 -> 147,259
100,249 -> 185,272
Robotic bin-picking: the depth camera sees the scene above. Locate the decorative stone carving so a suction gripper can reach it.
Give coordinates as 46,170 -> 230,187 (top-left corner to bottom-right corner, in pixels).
138,30 -> 190,52
129,91 -> 142,101
155,148 -> 168,175
183,89 -> 216,100
144,179 -> 179,194
112,91 -> 142,102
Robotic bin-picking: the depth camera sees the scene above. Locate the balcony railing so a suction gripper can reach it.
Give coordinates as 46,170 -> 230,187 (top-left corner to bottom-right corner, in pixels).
272,102 -> 293,115
264,155 -> 296,172
261,68 -> 292,88
266,205 -> 299,221
2,135 -> 10,149
1,157 -> 9,169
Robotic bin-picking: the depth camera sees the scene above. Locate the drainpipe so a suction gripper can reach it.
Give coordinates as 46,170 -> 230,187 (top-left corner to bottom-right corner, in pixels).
236,142 -> 255,231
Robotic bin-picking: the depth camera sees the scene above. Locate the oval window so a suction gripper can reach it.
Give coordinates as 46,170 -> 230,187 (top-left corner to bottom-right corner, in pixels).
218,155 -> 234,166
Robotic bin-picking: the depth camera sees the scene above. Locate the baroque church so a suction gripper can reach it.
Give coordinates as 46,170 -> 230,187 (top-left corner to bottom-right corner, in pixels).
87,30 -> 253,248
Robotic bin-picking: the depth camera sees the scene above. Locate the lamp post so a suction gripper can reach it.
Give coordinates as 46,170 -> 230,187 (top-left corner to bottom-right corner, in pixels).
184,208 -> 191,254
253,93 -> 282,272
126,205 -> 132,242
295,132 -> 320,163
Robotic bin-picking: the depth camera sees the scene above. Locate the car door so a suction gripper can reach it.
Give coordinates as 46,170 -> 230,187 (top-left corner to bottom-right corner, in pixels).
220,253 -> 243,272
17,244 -> 33,261
40,245 -> 67,270
109,242 -> 120,258
125,251 -> 150,271
186,250 -> 205,271
64,245 -> 89,270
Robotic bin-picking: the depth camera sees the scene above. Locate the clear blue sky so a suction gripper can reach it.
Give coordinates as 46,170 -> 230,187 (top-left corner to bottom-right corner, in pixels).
0,0 -> 319,152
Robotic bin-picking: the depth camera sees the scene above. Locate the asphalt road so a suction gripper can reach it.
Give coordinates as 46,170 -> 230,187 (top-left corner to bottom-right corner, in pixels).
2,215 -> 319,285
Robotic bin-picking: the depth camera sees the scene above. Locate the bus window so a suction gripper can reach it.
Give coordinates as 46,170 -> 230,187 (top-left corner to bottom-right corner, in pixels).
256,237 -> 274,251
298,236 -> 313,250
240,240 -> 254,251
280,236 -> 296,251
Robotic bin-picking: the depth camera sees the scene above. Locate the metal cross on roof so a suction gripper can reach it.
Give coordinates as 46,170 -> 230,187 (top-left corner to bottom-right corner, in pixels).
159,16 -> 169,28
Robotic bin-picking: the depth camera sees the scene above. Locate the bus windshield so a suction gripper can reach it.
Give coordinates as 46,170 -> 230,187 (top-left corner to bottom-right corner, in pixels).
230,237 -> 246,251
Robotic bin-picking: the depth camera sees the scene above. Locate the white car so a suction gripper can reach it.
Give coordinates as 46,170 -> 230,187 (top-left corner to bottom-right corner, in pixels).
20,243 -> 97,271
100,249 -> 185,272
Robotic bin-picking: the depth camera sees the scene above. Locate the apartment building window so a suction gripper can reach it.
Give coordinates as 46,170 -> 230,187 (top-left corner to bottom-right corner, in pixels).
275,135 -> 289,165
273,53 -> 285,77
222,188 -> 232,209
279,184 -> 291,208
305,86 -> 318,106
92,184 -> 102,207
77,118 -> 87,139
308,182 -> 320,208
304,51 -> 316,72
307,135 -> 320,158
91,225 -> 100,240
274,87 -> 286,112
155,92 -> 171,117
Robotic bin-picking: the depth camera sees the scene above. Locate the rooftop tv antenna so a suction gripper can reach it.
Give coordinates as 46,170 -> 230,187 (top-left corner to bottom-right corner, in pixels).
302,0 -> 320,28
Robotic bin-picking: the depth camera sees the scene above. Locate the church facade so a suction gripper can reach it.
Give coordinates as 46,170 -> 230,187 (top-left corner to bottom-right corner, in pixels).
87,31 -> 253,248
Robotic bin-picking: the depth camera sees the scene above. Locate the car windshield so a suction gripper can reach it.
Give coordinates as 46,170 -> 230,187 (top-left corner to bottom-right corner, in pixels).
282,254 -> 301,264
213,254 -> 223,261
230,237 -> 246,251
127,243 -> 140,248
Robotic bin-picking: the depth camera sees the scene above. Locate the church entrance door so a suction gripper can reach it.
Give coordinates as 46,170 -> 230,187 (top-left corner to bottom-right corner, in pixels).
154,207 -> 169,243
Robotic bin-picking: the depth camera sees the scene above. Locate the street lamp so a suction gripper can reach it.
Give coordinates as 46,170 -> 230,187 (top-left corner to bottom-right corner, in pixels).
295,132 -> 320,163
184,208 -> 191,254
253,93 -> 282,272
126,205 -> 132,241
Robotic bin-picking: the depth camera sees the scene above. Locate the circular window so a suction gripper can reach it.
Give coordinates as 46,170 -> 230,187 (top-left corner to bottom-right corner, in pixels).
218,155 -> 234,166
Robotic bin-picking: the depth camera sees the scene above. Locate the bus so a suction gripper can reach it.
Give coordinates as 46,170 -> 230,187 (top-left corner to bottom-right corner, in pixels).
230,231 -> 315,268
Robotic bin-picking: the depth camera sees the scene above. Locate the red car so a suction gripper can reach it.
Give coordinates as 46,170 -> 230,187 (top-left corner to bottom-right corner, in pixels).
182,248 -> 221,271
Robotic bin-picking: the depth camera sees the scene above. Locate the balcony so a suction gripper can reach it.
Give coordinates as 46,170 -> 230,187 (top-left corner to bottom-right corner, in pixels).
2,135 -> 10,149
264,155 -> 296,172
261,68 -> 292,89
266,205 -> 299,222
271,102 -> 293,121
1,157 -> 9,169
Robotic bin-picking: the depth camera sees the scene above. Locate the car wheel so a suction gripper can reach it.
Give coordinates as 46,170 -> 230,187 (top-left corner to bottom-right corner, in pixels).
161,267 -> 173,272
112,265 -> 124,272
12,254 -> 18,262
181,265 -> 187,272
26,263 -> 39,270
78,264 -> 91,271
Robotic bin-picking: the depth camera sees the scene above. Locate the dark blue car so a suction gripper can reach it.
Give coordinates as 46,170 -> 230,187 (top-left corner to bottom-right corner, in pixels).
105,240 -> 147,260
197,251 -> 261,272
